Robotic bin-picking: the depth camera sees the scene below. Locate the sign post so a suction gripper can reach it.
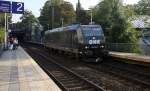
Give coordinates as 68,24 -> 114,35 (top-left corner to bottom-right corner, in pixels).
0,1 -> 24,49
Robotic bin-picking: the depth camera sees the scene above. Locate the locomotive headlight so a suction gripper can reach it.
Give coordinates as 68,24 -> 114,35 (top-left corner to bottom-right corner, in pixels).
85,46 -> 89,49
79,52 -> 83,54
100,45 -> 104,48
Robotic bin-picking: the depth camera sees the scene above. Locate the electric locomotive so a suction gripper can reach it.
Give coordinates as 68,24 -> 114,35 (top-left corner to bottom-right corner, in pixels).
43,23 -> 108,62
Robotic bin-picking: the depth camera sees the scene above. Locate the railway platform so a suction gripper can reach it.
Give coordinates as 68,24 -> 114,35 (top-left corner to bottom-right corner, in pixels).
0,46 -> 61,91
110,51 -> 150,65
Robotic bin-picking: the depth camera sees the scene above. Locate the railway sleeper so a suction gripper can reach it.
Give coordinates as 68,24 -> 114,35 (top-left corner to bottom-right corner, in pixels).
67,86 -> 93,91
65,83 -> 87,88
57,76 -> 77,80
58,79 -> 78,83
60,80 -> 81,84
53,72 -> 66,75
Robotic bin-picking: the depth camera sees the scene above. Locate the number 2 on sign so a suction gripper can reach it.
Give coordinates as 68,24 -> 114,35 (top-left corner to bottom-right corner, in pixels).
17,3 -> 23,12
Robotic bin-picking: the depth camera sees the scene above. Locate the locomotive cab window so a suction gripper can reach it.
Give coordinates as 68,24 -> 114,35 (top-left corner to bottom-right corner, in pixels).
81,26 -> 103,37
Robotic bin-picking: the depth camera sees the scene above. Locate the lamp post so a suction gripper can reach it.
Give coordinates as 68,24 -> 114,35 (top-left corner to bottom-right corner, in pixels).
90,9 -> 93,24
47,24 -> 49,30
89,7 -> 93,24
61,18 -> 64,28
50,0 -> 54,29
7,16 -> 11,30
52,6 -> 54,29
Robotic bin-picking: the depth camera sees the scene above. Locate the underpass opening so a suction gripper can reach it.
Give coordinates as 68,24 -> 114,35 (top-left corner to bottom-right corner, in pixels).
9,30 -> 25,42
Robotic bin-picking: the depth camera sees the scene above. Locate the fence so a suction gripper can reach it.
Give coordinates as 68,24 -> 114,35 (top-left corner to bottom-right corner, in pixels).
106,43 -> 150,56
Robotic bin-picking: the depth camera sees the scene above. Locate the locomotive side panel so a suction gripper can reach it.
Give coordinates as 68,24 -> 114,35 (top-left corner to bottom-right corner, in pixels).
44,29 -> 79,53
43,24 -> 108,62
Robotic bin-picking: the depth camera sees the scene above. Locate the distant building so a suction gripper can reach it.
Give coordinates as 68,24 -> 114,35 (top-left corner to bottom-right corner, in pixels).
131,15 -> 150,30
76,0 -> 81,12
76,0 -> 81,22
75,0 -> 90,24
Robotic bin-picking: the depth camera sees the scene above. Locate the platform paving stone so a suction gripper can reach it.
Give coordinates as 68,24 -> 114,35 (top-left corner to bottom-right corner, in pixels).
110,51 -> 150,64
0,47 -> 62,91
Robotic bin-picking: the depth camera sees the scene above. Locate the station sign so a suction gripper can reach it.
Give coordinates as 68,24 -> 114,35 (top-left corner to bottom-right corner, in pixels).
12,2 -> 24,14
0,1 -> 11,13
0,1 -> 24,14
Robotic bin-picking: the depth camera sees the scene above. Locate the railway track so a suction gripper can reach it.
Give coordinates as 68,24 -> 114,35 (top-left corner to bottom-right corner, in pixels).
98,61 -> 150,86
23,43 -> 150,91
82,61 -> 150,88
43,46 -> 150,88
49,54 -> 150,90
25,46 -> 105,91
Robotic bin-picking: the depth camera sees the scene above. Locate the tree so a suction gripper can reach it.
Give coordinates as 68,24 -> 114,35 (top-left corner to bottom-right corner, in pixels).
60,2 -> 75,25
16,10 -> 43,41
93,0 -> 112,30
0,27 -> 4,43
50,0 -> 63,6
94,0 -> 139,44
20,10 -> 38,26
0,14 -> 5,27
134,0 -> 150,15
38,1 -> 52,31
0,14 -> 11,43
123,5 -> 136,18
39,0 -> 75,31
0,13 -> 12,27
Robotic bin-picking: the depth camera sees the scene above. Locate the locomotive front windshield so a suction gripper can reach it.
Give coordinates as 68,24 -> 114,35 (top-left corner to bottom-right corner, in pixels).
81,26 -> 103,36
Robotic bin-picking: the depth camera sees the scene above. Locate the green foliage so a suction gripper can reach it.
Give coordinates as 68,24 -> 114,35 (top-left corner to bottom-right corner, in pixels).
17,10 -> 40,31
0,13 -> 12,27
0,14 -> 5,27
39,0 -> 75,31
134,0 -> 150,15
60,2 -> 75,24
50,0 -> 63,6
93,0 -> 140,52
20,10 -> 38,26
93,0 -> 112,29
0,27 -> 5,43
0,14 -> 11,43
94,0 -> 138,42
123,5 -> 136,18
145,16 -> 150,27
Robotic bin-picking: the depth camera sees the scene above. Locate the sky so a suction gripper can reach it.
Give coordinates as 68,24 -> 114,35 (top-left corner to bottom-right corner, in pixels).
6,0 -> 140,23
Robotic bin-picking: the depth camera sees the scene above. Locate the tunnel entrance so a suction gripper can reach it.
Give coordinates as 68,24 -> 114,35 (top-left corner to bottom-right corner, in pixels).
9,30 -> 25,42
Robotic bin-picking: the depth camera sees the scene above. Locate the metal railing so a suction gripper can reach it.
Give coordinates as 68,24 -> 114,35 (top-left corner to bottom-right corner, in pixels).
106,43 -> 150,56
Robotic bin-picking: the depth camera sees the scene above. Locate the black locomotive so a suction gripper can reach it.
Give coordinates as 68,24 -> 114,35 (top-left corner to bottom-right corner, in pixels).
43,23 -> 108,62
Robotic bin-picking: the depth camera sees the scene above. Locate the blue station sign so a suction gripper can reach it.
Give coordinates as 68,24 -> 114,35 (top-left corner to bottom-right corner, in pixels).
12,2 -> 24,14
0,1 -> 11,13
0,1 -> 24,14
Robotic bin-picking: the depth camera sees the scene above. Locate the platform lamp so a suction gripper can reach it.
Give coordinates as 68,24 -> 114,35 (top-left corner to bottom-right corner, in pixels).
49,0 -> 55,29
89,7 -> 94,24
61,18 -> 64,28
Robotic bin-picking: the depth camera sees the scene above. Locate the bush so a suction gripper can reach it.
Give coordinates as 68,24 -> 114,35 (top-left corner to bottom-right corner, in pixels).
0,27 -> 5,43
